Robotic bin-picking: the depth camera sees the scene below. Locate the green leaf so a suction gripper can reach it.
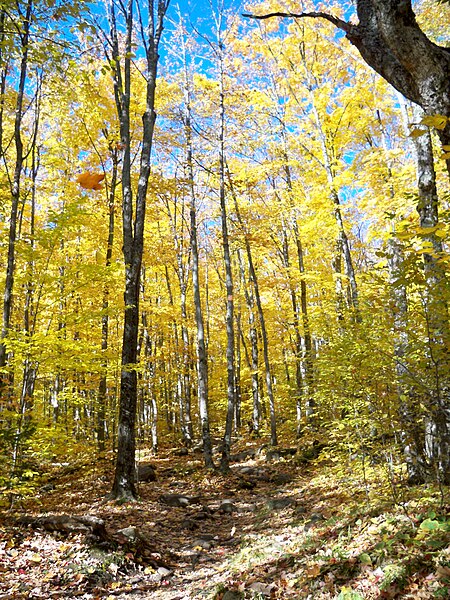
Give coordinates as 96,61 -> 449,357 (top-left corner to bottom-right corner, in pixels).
359,552 -> 372,565
337,588 -> 364,600
420,518 -> 440,531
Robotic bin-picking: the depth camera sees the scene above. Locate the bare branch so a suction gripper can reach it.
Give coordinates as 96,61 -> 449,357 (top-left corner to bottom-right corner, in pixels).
242,11 -> 354,36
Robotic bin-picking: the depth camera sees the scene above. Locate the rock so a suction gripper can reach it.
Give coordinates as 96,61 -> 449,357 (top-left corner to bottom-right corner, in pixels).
192,510 -> 213,520
181,518 -> 198,530
198,533 -> 215,541
174,447 -> 189,456
265,447 -> 297,462
304,513 -> 325,532
235,466 -> 270,481
117,526 -> 138,540
191,538 -> 213,550
137,463 -> 156,482
157,566 -> 172,578
236,478 -> 256,490
270,472 -> 293,485
293,505 -> 306,516
222,591 -> 244,600
159,493 -> 201,507
230,449 -> 256,462
266,497 -> 294,511
219,499 -> 236,514
18,514 -> 107,539
295,441 -> 326,464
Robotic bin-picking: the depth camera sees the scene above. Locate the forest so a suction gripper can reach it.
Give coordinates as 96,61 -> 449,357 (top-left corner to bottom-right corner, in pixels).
0,0 -> 449,598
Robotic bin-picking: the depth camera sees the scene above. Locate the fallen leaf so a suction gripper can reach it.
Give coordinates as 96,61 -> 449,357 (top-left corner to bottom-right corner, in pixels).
29,553 -> 42,563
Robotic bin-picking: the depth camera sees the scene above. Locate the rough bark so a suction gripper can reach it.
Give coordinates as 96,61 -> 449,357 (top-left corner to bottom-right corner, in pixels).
110,0 -> 170,501
409,105 -> 450,484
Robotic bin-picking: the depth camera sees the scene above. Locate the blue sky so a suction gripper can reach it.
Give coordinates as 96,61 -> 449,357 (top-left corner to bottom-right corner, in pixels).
174,0 -> 248,26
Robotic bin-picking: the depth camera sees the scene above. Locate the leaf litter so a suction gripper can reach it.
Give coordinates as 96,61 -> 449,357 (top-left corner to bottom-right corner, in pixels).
0,444 -> 449,599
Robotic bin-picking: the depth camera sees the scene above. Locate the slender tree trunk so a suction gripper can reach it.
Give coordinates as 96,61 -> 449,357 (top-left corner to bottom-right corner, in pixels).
0,0 -> 32,388
216,40 -> 236,473
309,96 -> 360,322
234,308 -> 242,431
11,114 -> 40,474
279,146 -> 315,430
238,250 -> 261,435
178,19 -> 214,468
230,178 -> 277,446
166,190 -> 193,446
97,147 -> 118,452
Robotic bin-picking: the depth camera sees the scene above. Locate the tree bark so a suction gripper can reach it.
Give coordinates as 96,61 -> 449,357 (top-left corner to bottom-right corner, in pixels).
409,104 -> 450,484
229,178 -> 277,446
109,0 -> 170,501
178,17 -> 214,468
0,0 -> 33,384
97,144 -> 118,453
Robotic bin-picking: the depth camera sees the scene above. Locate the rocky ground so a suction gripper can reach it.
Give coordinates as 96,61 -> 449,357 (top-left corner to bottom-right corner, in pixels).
0,443 -> 449,599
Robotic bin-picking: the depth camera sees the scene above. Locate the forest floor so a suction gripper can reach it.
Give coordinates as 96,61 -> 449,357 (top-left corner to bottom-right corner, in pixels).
0,440 -> 449,599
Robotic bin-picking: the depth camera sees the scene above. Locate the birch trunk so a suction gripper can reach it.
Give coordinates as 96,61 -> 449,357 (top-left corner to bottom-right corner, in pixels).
178,18 -> 214,468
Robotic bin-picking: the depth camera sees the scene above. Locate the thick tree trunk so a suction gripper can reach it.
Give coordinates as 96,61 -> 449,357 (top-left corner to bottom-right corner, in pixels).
110,0 -> 170,501
410,105 -> 450,484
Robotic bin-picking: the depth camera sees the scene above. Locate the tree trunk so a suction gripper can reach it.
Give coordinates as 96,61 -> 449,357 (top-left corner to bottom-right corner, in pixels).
0,0 -> 33,385
237,250 -> 261,435
409,104 -> 450,484
97,145 -> 118,453
216,38 -> 236,474
230,178 -> 277,446
110,0 -> 170,501
178,17 -> 214,468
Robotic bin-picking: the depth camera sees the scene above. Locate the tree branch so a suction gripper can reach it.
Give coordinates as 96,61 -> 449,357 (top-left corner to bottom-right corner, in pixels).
241,11 -> 354,35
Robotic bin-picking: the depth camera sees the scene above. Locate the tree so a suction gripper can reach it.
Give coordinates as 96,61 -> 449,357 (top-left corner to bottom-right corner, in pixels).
243,1 -> 450,173
102,0 -> 170,501
243,0 -> 450,483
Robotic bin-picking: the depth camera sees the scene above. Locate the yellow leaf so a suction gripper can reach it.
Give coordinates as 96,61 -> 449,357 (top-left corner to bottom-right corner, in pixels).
30,553 -> 42,563
305,563 -> 321,578
408,128 -> 427,138
420,114 -> 448,130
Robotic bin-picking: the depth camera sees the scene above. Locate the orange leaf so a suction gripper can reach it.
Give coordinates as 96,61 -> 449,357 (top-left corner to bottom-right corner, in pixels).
76,172 -> 105,190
